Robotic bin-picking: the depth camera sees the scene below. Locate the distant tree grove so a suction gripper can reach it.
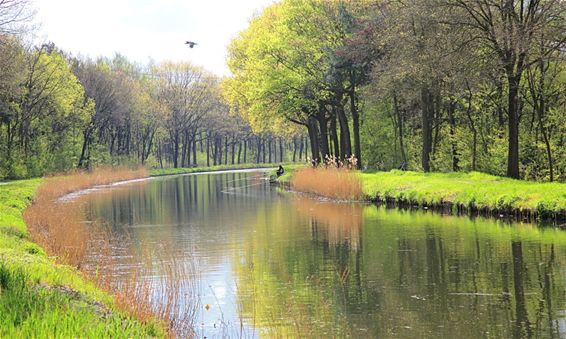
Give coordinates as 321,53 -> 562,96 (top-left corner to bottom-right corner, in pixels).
1,0 -> 565,181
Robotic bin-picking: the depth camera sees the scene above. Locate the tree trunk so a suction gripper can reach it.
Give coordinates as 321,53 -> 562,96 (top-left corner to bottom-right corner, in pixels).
447,98 -> 459,171
299,136 -> 304,161
279,138 -> 284,163
192,133 -> 197,166
349,82 -> 362,169
237,141 -> 242,164
336,103 -> 351,160
157,140 -> 163,169
262,137 -> 266,163
393,93 -> 407,167
224,136 -> 228,165
316,106 -> 330,162
206,136 -> 210,167
421,87 -> 434,172
188,136 -> 193,167
507,75 -> 521,179
244,139 -> 247,163
464,90 -> 478,171
231,138 -> 236,164
293,137 -> 297,162
173,130 -> 180,168
535,57 -> 554,182
329,109 -> 340,161
256,136 -> 261,163
307,116 -> 320,164
268,137 -> 272,163
78,128 -> 92,168
181,131 -> 188,167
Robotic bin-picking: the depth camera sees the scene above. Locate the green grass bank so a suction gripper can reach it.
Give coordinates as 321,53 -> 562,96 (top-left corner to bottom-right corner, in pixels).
361,170 -> 566,221
277,167 -> 566,222
0,180 -> 164,337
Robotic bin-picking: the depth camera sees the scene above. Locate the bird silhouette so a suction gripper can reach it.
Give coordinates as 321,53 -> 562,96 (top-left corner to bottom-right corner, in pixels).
185,41 -> 197,48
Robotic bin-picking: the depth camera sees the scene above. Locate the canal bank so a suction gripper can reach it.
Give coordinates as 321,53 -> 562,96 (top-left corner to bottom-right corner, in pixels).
279,167 -> 566,223
0,178 -> 165,337
0,164 -> 290,337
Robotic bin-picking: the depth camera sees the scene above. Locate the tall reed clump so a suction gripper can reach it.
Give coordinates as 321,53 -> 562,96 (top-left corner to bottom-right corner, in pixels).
24,167 -> 148,267
291,159 -> 363,200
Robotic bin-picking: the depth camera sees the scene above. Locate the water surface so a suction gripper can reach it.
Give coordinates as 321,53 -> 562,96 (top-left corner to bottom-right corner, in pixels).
83,170 -> 566,338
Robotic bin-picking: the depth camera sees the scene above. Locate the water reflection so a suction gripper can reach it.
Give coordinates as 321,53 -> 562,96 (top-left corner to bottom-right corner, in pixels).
82,171 -> 566,338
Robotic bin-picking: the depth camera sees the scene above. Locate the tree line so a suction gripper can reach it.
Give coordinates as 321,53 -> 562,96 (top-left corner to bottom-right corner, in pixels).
225,0 -> 566,181
0,2 -> 310,180
2,0 -> 565,181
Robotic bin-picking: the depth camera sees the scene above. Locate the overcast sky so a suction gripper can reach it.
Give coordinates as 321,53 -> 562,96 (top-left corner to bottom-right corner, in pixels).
33,0 -> 276,76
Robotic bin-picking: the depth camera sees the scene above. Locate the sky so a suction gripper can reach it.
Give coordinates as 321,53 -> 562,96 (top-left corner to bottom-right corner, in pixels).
33,0 -> 276,76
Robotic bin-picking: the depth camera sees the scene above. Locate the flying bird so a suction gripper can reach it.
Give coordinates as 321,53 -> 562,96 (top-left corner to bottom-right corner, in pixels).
185,41 -> 198,48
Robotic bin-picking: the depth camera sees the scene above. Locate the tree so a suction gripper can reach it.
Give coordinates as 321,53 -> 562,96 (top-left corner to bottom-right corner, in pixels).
448,0 -> 566,178
153,62 -> 214,168
0,0 -> 34,35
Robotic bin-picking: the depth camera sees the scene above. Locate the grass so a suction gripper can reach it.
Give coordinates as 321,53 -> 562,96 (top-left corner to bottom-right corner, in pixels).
0,173 -> 165,338
0,264 -> 161,338
360,170 -> 566,220
281,167 -> 566,221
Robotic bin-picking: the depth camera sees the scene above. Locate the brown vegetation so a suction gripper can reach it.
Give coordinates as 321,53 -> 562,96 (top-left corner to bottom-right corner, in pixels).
23,167 -> 200,338
291,167 -> 363,201
292,197 -> 363,250
24,167 -> 148,266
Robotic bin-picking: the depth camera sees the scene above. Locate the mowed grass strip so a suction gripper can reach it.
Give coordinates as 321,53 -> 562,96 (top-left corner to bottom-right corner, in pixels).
0,176 -> 164,338
360,170 -> 566,218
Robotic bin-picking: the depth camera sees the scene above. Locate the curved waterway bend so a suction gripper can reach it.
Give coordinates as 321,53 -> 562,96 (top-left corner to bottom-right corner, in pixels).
81,170 -> 566,338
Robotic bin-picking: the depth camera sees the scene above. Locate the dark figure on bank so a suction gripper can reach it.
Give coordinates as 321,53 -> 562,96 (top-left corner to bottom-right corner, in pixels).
276,165 -> 285,177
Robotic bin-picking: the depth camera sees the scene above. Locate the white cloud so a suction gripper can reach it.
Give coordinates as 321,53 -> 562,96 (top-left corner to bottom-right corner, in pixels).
33,0 -> 275,75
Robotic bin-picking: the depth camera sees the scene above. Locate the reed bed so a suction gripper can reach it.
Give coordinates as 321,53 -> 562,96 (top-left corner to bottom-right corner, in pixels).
24,167 -> 148,267
291,167 -> 363,201
22,167 -> 201,338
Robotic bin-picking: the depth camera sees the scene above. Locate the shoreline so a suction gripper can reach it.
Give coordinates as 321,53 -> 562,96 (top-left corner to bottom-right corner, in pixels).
0,164 -> 291,337
276,168 -> 566,224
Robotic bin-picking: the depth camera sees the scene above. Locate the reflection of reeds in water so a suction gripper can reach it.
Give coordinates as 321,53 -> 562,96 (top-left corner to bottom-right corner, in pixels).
292,196 -> 363,250
23,167 -> 200,338
109,243 -> 200,338
292,167 -> 363,200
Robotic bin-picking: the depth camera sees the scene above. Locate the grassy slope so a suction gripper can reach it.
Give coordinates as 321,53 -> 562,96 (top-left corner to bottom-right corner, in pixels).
361,170 -> 566,218
0,180 -> 164,338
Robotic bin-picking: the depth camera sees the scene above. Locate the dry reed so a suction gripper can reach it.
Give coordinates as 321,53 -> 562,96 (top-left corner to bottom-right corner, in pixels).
291,167 -> 363,201
23,167 -> 202,338
24,167 -> 148,267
